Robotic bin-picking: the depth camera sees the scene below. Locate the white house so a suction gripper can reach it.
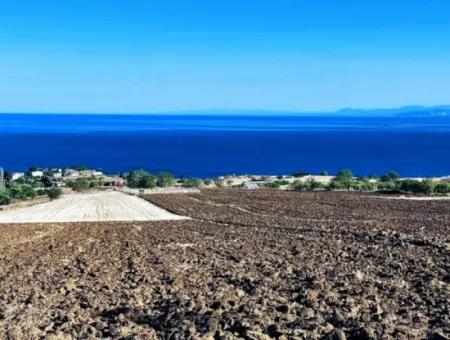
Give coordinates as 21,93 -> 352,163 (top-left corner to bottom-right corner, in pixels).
243,182 -> 260,190
11,172 -> 25,181
64,169 -> 80,178
31,170 -> 44,178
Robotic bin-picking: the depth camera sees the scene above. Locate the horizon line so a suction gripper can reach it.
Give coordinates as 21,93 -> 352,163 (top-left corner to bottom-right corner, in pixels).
1,104 -> 450,116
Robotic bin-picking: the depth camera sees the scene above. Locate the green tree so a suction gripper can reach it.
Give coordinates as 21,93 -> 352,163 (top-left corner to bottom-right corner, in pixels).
47,188 -> 62,200
183,178 -> 203,188
23,187 -> 37,199
399,179 -> 435,194
139,175 -> 157,189
69,178 -> 90,191
331,169 -> 353,190
380,171 -> 400,182
41,175 -> 53,188
156,172 -> 175,187
0,192 -> 11,205
434,183 -> 450,194
126,170 -> 157,188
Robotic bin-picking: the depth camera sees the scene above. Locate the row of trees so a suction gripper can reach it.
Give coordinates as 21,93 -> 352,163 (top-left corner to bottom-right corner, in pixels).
290,170 -> 450,194
0,186 -> 61,206
126,170 -> 176,188
126,170 -> 210,189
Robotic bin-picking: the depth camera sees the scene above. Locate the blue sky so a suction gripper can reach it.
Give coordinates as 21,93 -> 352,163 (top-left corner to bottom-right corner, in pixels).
1,0 -> 449,113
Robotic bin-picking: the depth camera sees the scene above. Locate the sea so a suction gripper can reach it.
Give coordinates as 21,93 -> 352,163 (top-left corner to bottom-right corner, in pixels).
1,114 -> 450,178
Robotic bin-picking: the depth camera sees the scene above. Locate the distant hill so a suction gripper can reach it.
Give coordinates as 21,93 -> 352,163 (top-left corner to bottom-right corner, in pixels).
2,105 -> 450,117
161,105 -> 450,117
335,105 -> 450,117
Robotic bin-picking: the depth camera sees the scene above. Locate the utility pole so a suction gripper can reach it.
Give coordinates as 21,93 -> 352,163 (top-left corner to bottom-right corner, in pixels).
0,167 -> 4,191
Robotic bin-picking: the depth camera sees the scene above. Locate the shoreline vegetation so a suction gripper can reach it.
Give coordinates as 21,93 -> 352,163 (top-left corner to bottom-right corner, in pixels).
1,166 -> 449,206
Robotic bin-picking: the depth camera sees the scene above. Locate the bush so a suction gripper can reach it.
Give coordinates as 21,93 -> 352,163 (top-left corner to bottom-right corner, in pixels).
265,180 -> 290,189
331,169 -> 353,190
292,179 -> 323,191
126,170 -> 160,189
23,187 -> 37,199
7,185 -> 36,200
41,176 -> 53,188
183,178 -> 203,188
399,179 -> 435,194
380,171 -> 400,182
264,182 -> 281,189
328,180 -> 347,190
0,193 -> 11,205
434,183 -> 450,194
156,172 -> 175,187
68,178 -> 90,192
46,188 -> 62,200
346,179 -> 377,192
378,180 -> 400,191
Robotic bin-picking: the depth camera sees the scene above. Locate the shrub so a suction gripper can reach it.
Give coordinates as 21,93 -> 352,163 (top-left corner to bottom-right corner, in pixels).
0,193 -> 11,205
126,170 -> 157,188
328,180 -> 347,190
46,188 -> 62,200
156,172 -> 175,187
378,180 -> 400,191
331,169 -> 353,190
9,186 -> 24,199
399,179 -> 435,194
37,189 -> 47,196
292,179 -> 323,191
264,182 -> 281,189
68,178 -> 90,192
41,176 -> 53,188
23,187 -> 37,199
7,185 -> 36,200
380,171 -> 400,182
358,180 -> 378,192
434,183 -> 450,194
183,178 -> 203,188
320,170 -> 329,176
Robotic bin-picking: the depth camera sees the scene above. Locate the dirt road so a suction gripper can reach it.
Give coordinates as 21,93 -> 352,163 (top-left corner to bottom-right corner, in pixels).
0,191 -> 187,223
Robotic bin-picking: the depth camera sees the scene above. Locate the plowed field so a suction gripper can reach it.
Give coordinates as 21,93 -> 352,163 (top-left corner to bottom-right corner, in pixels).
0,190 -> 448,339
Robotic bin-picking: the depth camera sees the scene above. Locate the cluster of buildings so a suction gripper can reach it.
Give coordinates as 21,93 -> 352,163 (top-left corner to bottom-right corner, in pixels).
10,168 -> 104,182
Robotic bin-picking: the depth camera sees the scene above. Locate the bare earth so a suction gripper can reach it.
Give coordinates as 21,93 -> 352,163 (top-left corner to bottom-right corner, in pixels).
376,195 -> 450,201
0,191 -> 187,223
0,190 -> 448,339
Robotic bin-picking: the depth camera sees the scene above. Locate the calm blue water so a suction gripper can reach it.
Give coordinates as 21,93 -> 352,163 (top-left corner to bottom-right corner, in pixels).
1,114 -> 450,177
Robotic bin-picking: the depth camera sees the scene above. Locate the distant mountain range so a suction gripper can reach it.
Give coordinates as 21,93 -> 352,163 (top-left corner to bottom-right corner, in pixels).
335,105 -> 450,117
2,105 -> 450,117
155,105 -> 450,117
